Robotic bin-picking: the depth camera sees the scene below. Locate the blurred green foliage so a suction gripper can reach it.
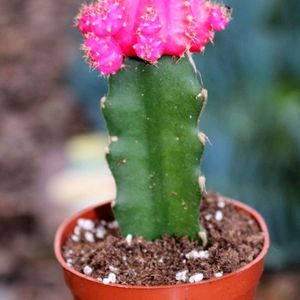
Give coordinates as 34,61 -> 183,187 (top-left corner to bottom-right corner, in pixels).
198,0 -> 300,269
69,0 -> 300,269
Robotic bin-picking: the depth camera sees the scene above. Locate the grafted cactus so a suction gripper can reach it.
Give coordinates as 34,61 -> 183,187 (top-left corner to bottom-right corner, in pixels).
103,55 -> 207,240
75,0 -> 230,241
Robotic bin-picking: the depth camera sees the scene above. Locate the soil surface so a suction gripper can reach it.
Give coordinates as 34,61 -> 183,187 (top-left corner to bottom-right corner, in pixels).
63,193 -> 264,286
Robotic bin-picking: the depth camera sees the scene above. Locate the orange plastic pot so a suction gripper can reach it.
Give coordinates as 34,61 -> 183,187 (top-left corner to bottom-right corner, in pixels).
54,197 -> 270,300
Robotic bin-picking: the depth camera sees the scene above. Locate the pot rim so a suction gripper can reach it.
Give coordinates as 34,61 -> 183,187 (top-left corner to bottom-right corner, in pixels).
54,196 -> 270,290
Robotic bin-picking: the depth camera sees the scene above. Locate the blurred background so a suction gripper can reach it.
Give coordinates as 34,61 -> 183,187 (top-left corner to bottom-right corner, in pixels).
0,0 -> 299,299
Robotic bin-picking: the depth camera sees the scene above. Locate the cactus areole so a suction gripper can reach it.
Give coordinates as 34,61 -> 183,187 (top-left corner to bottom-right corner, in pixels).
76,0 -> 231,241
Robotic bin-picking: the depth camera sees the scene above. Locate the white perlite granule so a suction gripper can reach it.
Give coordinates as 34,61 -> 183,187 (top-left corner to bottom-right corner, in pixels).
66,258 -> 73,268
95,225 -> 107,239
185,250 -> 198,259
185,250 -> 209,260
107,220 -> 119,229
217,199 -> 226,208
77,218 -> 95,231
64,249 -> 74,257
71,234 -> 80,242
198,250 -> 209,259
100,220 -> 107,226
175,270 -> 188,282
84,231 -> 95,243
103,272 -> 117,285
66,258 -> 73,264
83,265 -> 93,276
215,210 -> 223,221
73,225 -> 81,236
188,273 -> 204,283
204,214 -> 212,221
125,234 -> 133,245
214,272 -> 223,278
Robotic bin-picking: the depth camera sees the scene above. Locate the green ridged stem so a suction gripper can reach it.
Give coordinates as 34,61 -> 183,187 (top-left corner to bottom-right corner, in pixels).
102,55 -> 207,240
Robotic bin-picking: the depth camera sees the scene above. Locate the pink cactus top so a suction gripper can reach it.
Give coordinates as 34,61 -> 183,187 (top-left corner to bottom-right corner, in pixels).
76,0 -> 231,75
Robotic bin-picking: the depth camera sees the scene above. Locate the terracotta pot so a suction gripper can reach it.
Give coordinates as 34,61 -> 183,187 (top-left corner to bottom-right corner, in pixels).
54,197 -> 270,300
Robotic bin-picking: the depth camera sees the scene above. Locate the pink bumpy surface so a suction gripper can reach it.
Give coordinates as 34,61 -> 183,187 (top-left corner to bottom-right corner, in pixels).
76,0 -> 231,75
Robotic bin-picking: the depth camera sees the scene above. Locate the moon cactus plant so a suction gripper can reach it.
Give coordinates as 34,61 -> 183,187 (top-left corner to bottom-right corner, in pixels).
76,0 -> 231,241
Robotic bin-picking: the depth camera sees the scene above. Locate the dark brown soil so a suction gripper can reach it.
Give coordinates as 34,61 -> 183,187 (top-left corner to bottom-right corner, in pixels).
62,193 -> 264,286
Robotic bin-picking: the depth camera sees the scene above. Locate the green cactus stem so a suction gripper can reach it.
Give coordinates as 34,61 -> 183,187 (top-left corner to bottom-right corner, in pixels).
102,55 -> 207,240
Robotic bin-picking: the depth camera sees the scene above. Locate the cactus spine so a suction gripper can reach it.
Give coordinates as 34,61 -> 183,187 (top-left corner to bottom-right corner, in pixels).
103,55 -> 207,240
